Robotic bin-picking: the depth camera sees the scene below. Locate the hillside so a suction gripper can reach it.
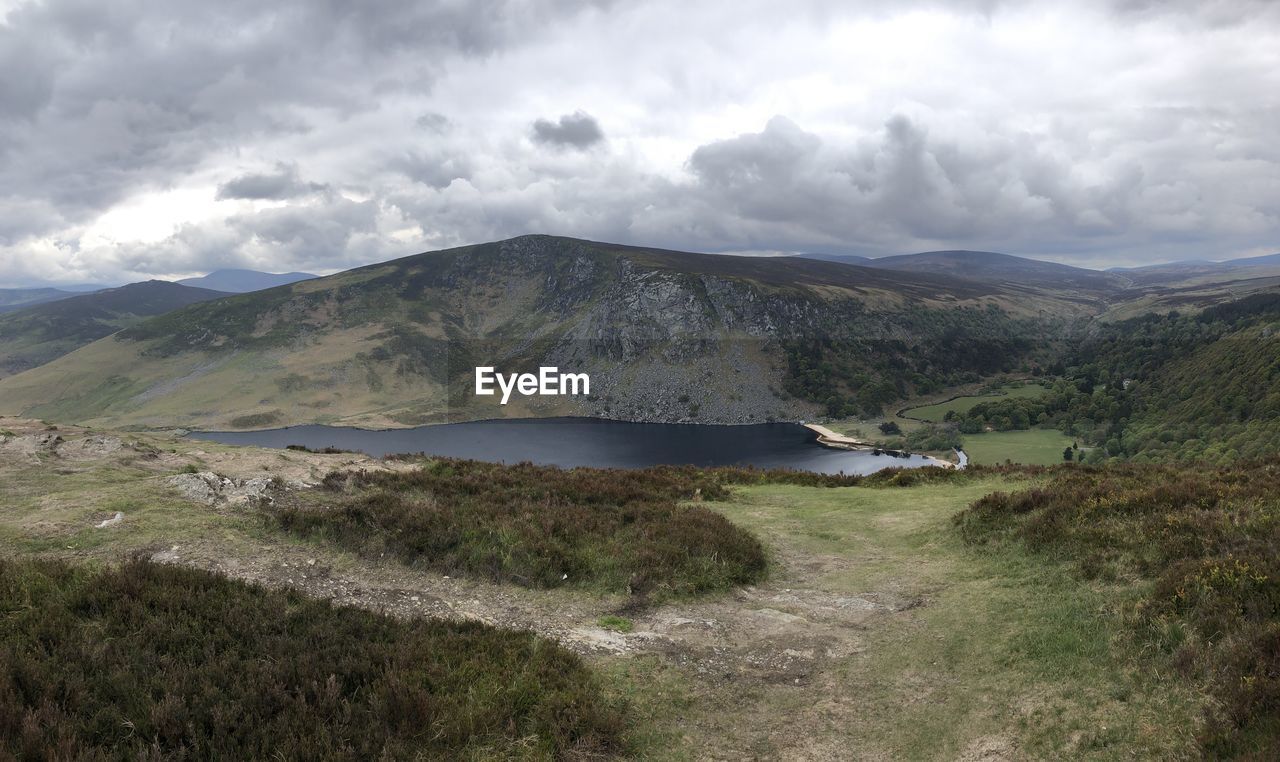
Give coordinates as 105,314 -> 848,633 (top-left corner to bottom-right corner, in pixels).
941,292 -> 1280,462
177,268 -> 316,293
0,281 -> 228,378
0,287 -> 76,314
0,235 -> 1071,430
862,249 -> 1131,295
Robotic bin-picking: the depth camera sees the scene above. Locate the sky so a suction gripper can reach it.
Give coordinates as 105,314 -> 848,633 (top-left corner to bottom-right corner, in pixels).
1,0 -> 1278,287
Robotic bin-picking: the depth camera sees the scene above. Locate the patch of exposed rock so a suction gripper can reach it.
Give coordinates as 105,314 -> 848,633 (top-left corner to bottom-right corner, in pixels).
165,471 -> 299,507
0,432 -> 64,459
56,434 -> 124,459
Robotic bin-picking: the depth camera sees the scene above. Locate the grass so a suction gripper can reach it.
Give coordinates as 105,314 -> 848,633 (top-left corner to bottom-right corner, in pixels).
0,556 -> 625,759
961,428 -> 1081,466
598,615 -> 635,633
268,458 -> 972,600
617,477 -> 1203,758
902,382 -> 1047,423
955,458 -> 1280,756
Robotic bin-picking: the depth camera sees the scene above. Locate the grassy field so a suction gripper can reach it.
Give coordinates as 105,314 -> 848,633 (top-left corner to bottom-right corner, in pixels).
962,428 -> 1082,466
903,382 -> 1047,423
618,477 -> 1203,758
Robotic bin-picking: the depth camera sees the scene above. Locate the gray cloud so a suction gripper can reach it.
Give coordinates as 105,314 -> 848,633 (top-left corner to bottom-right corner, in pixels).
216,163 -> 327,201
531,111 -> 605,150
0,0 -> 601,244
1,0 -> 1279,285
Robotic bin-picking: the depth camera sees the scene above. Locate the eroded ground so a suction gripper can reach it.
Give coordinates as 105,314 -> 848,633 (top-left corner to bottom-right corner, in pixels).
0,417 -> 1203,760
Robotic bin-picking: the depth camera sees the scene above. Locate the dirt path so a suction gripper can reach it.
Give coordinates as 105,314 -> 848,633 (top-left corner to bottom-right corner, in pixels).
1,418 -> 1196,760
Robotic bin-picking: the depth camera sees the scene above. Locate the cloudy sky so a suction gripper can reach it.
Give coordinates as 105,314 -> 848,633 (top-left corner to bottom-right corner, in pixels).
1,0 -> 1278,286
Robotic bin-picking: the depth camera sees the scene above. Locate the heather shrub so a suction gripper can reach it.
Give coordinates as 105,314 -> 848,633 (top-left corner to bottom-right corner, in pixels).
955,456 -> 1280,755
276,459 -> 777,598
0,558 -> 624,760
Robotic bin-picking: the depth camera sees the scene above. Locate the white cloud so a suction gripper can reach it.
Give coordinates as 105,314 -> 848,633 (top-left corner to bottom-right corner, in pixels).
1,0 -> 1278,285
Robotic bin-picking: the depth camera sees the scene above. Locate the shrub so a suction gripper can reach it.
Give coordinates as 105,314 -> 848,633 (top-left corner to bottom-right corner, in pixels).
955,457 -> 1280,754
273,459 -> 775,599
0,557 -> 625,759
229,411 -> 281,429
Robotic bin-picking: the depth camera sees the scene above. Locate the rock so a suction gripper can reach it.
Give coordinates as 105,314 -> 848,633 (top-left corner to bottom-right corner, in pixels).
0,433 -> 65,460
151,545 -> 180,563
165,471 -> 292,507
94,511 -> 124,528
57,434 -> 124,459
165,472 -> 224,504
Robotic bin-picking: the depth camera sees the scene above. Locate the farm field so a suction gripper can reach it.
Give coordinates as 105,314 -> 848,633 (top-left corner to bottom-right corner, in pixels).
902,383 -> 1048,423
961,428 -> 1083,466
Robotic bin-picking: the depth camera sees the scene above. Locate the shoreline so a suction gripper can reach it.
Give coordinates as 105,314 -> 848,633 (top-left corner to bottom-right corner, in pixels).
803,423 -> 961,470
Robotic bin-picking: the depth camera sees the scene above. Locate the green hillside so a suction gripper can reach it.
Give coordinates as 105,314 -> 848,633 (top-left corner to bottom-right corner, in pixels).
0,281 -> 228,378
941,293 -> 1280,462
0,235 -> 1068,430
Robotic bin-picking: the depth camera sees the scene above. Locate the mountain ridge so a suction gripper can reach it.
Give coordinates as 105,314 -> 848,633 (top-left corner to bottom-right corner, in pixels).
0,281 -> 229,378
0,235 -> 1063,429
176,268 -> 316,293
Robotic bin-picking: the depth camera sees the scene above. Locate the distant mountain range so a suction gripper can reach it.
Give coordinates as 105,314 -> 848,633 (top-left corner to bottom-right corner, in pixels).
864,249 -> 1127,293
0,281 -> 228,378
0,269 -> 311,316
0,235 -> 1071,429
1111,252 -> 1280,272
0,288 -> 77,314
1,236 -> 1278,429
176,268 -> 316,293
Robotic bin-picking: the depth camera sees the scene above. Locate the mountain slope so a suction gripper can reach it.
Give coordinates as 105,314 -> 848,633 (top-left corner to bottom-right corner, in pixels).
792,253 -> 872,266
0,281 -> 229,378
863,250 -> 1130,293
0,287 -> 76,314
177,269 -> 316,293
0,235 -> 1073,429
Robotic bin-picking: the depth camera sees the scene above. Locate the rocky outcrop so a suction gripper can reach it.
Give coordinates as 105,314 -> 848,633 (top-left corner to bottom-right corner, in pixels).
165,471 -> 295,507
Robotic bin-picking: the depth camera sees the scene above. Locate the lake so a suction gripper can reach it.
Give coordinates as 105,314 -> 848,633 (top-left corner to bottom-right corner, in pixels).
188,417 -> 943,475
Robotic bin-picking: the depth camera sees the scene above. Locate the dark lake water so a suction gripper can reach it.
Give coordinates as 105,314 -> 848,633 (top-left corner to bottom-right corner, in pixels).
188,418 -> 943,475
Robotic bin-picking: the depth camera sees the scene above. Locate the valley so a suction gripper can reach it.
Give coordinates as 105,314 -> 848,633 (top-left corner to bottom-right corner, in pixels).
3,237 -> 1280,758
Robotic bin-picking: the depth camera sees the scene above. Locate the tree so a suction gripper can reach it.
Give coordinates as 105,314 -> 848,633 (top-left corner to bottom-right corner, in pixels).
878,421 -> 902,436
1063,447 -> 1074,462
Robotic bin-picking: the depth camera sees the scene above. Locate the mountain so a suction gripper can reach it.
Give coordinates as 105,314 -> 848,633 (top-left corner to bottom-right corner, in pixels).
177,269 -> 316,293
1106,252 -> 1280,286
1223,252 -> 1280,268
0,281 -> 229,378
0,287 -> 76,314
794,253 -> 872,266
859,250 -> 1130,293
0,235 -> 1072,430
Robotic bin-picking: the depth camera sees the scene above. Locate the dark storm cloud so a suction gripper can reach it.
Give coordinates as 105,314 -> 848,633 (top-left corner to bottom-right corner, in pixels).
531,111 -> 605,150
216,164 -> 327,201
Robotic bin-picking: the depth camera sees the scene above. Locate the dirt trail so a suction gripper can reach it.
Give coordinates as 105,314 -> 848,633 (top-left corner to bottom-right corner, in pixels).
151,512 -> 944,760
0,417 -> 1003,760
